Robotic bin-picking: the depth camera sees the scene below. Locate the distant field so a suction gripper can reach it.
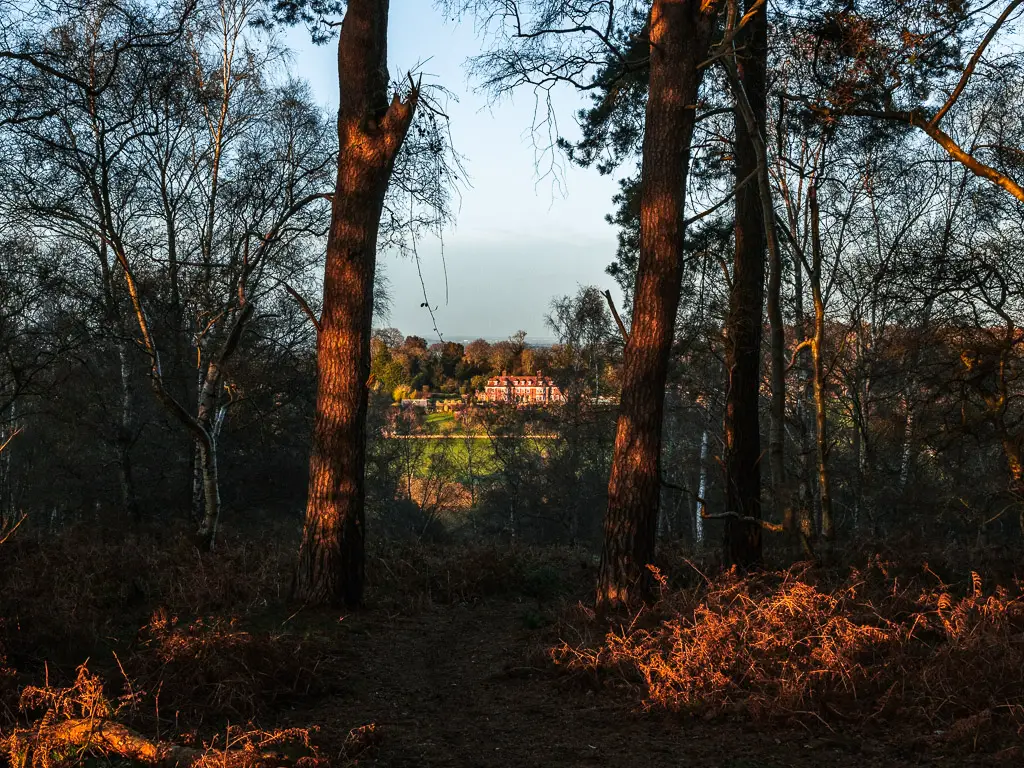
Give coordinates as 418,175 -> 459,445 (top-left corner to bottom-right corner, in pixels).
382,432 -> 555,478
424,411 -> 455,428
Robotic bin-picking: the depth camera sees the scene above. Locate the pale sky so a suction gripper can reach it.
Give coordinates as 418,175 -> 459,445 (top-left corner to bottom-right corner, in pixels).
283,1 -> 626,342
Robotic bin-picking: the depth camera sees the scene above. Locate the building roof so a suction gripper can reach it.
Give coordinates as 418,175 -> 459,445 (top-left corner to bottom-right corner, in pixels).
485,371 -> 557,387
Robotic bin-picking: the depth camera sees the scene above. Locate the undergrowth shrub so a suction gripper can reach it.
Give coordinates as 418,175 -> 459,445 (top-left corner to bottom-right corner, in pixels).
5,663 -> 319,768
552,560 -> 1024,740
0,521 -> 294,665
132,612 -> 344,722
0,521 -> 323,730
0,523 -> 589,731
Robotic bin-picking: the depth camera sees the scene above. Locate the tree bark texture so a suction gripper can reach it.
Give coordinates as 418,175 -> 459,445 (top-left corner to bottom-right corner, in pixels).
295,0 -> 417,608
597,0 -> 720,610
723,0 -> 768,568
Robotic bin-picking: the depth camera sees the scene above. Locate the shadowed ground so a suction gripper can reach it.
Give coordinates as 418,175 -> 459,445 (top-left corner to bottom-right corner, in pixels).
295,600 -> 1004,767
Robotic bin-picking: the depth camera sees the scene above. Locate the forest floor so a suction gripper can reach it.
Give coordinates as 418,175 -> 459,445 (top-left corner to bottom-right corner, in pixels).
286,597 -> 1015,768
1,527 -> 1021,767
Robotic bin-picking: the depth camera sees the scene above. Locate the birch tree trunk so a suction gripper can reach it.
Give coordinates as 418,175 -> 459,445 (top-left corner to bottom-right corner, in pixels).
695,427 -> 709,545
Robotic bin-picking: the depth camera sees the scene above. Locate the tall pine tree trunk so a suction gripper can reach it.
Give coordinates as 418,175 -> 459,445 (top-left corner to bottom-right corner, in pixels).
723,0 -> 767,567
295,0 -> 417,608
597,0 -> 720,610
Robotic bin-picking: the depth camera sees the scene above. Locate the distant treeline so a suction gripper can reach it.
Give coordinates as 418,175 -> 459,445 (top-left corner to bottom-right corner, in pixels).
371,286 -> 623,399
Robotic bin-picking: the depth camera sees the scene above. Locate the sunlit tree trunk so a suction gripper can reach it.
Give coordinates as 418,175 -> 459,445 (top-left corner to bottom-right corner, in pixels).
597,0 -> 720,610
295,0 -> 418,608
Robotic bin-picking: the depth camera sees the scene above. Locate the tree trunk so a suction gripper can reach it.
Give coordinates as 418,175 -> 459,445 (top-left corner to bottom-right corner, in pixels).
815,342 -> 831,540
295,0 -> 417,608
1,402 -> 17,525
192,393 -> 226,550
723,0 -> 767,568
851,394 -> 861,531
189,365 -> 205,525
194,439 -> 221,548
898,392 -> 915,490
465,434 -> 476,508
596,0 -> 720,611
190,438 -> 204,524
791,236 -> 811,548
809,185 -> 833,545
694,426 -> 709,545
192,340 -> 233,549
763,174 -> 790,541
853,320 -> 874,532
160,192 -> 195,514
116,341 -> 139,521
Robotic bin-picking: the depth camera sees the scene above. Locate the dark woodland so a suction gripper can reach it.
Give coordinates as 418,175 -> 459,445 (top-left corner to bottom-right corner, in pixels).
1,0 -> 1024,765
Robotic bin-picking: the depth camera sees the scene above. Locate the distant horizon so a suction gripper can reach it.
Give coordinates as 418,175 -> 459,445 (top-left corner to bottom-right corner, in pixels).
374,328 -> 560,346
286,3 -> 626,340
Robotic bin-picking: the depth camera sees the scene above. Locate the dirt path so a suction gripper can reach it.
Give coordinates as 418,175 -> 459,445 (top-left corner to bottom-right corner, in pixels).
290,599 -> 1007,767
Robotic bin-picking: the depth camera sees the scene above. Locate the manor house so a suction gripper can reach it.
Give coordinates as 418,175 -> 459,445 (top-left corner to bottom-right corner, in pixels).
480,371 -> 565,405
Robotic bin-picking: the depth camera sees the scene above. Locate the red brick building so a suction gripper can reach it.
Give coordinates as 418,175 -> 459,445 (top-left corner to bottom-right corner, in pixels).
480,371 -> 564,404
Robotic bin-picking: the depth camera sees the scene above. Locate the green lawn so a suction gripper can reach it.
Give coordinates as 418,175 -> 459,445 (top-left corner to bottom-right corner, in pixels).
414,435 -> 498,476
383,433 -> 555,478
424,411 -> 456,430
